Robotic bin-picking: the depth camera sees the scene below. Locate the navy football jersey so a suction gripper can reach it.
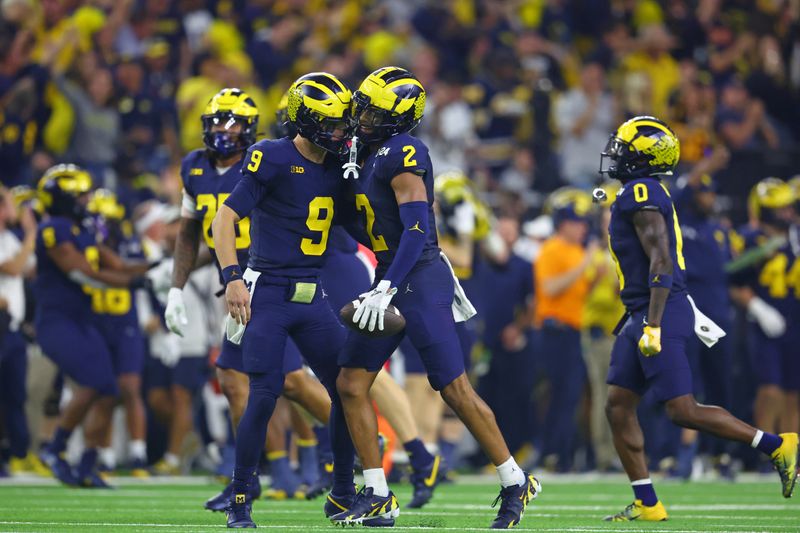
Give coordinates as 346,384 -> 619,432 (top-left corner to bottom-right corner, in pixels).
34,217 -> 98,316
90,232 -> 144,324
181,149 -> 250,281
348,133 -> 440,276
608,177 -> 687,312
224,138 -> 347,277
674,200 -> 732,311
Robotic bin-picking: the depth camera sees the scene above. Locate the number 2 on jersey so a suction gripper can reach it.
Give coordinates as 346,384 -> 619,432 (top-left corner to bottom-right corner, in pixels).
302,197 -> 334,256
196,194 -> 251,250
355,194 -> 388,252
402,145 -> 417,167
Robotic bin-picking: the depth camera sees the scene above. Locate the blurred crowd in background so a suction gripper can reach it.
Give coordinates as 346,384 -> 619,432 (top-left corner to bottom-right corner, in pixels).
2,0 -> 800,482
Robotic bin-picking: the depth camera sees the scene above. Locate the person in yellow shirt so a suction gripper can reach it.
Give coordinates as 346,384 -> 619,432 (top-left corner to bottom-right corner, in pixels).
581,188 -> 625,472
534,188 -> 597,471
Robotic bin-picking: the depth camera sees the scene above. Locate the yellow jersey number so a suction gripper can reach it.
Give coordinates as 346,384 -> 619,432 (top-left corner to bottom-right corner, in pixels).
355,194 -> 388,252
196,193 -> 251,250
760,254 -> 800,299
83,246 -> 131,315
302,196 -> 334,256
402,145 -> 417,167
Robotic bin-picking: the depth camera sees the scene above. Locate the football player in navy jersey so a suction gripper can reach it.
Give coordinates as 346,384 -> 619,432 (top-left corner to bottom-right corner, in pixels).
599,116 -> 799,522
84,189 -> 150,477
331,67 -> 539,530
212,72 -> 359,529
165,88 -> 333,510
729,179 -> 799,471
34,165 -> 152,487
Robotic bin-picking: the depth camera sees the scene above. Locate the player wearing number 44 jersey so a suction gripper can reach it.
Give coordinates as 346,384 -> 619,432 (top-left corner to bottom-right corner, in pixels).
599,116 -> 799,522
211,73 -> 359,529
331,67 -> 540,529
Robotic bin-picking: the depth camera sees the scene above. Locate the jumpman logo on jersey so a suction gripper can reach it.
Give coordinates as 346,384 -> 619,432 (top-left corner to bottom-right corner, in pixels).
405,283 -> 413,294
409,221 -> 425,234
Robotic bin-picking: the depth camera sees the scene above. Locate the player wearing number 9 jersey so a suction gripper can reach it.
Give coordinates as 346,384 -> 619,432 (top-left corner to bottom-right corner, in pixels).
331,67 -> 539,530
167,89 -> 332,511
212,72 -> 358,529
599,116 -> 799,523
34,165 -> 150,488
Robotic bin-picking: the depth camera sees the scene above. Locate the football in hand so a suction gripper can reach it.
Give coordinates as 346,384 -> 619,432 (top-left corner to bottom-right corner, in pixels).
340,299 -> 406,338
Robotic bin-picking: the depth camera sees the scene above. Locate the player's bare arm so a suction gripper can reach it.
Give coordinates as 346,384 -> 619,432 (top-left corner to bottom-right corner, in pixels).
212,203 -> 250,325
391,171 -> 428,204
633,209 -> 672,327
171,216 -> 202,289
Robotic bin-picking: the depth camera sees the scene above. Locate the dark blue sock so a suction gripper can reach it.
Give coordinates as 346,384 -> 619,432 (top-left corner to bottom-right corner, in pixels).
438,439 -> 457,468
50,427 -> 72,455
314,425 -> 333,465
77,448 -> 97,478
233,371 -> 282,499
675,440 -> 698,478
330,399 -> 355,496
756,432 -> 783,455
298,441 -> 319,485
632,480 -> 658,506
404,438 -> 435,472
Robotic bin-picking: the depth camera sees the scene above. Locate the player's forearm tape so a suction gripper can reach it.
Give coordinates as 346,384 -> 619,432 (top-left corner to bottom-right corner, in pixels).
384,201 -> 429,286
68,270 -> 108,288
648,273 -> 673,289
221,265 -> 243,286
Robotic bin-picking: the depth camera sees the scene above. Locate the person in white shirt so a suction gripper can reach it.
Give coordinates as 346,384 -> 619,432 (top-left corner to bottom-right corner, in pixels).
0,187 -> 40,475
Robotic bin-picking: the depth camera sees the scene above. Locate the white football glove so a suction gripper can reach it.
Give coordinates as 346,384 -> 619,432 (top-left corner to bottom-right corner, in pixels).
747,296 -> 786,338
165,287 -> 188,337
352,279 -> 397,332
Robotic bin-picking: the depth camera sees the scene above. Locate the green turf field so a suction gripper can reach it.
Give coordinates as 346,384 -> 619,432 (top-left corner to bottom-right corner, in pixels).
0,476 -> 798,532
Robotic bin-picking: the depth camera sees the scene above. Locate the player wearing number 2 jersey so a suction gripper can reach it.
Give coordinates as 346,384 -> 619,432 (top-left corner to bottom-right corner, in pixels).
599,116 -> 799,522
332,67 -> 539,529
212,73 -> 357,529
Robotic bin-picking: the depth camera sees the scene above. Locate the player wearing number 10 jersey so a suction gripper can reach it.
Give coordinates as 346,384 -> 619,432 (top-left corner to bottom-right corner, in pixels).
599,116 -> 799,522
212,72 -> 357,529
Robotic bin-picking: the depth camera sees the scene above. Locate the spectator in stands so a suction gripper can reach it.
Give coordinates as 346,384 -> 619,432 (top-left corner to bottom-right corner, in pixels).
621,24 -> 680,117
715,78 -> 779,152
555,61 -> 616,187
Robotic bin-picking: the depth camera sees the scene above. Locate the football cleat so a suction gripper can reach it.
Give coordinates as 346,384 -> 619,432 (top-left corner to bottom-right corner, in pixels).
152,458 -> 181,476
9,453 -> 52,477
490,473 -> 541,529
265,459 -> 304,500
305,461 -> 333,500
206,475 -> 261,512
329,486 -> 400,527
226,494 -> 256,529
770,432 -> 800,498
324,491 -> 354,518
39,449 -> 78,486
407,454 -> 446,509
129,458 -> 150,478
603,500 -> 668,522
79,470 -> 113,489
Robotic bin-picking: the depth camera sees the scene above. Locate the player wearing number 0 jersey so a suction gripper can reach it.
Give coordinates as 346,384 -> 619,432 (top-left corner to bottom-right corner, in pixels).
599,116 -> 799,522
332,66 -> 539,530
212,73 -> 358,529
167,89 -> 332,511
